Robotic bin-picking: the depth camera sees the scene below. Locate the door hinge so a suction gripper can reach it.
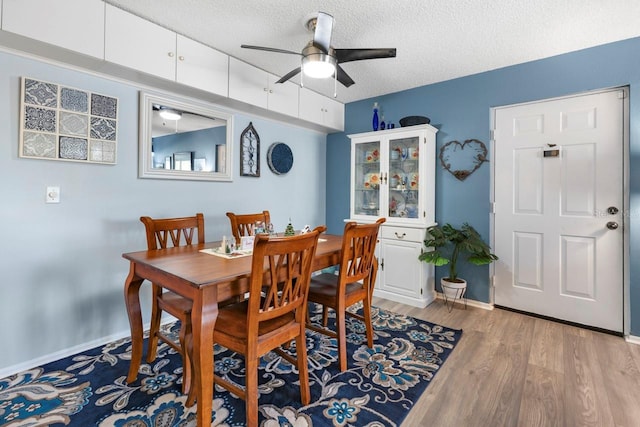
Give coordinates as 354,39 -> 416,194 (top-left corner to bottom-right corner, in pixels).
490,129 -> 495,140
380,259 -> 384,270
490,202 -> 496,214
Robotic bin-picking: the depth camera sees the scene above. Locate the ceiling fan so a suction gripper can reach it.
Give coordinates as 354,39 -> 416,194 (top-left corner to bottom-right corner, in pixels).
241,12 -> 396,88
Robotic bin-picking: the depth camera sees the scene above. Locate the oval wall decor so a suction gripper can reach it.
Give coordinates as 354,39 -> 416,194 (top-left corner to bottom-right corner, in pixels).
267,142 -> 293,175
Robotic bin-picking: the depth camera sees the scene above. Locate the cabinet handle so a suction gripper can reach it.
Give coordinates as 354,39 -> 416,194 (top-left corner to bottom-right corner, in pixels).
269,89 -> 273,94
168,52 -> 175,57
383,172 -> 387,184
263,87 -> 269,92
394,232 -> 406,239
178,56 -> 185,61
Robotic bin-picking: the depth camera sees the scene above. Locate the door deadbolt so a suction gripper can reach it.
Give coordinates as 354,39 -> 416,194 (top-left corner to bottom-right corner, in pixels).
607,206 -> 619,215
606,221 -> 619,230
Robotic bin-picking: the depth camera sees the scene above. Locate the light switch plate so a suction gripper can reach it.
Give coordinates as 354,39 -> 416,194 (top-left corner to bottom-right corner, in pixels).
46,186 -> 60,203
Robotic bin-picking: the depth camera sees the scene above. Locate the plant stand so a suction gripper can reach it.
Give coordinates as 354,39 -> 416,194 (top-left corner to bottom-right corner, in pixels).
441,278 -> 467,312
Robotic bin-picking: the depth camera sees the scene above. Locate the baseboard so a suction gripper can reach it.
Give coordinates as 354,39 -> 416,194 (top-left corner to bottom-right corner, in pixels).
0,328 -> 134,379
625,334 -> 640,345
373,289 -> 435,308
435,292 -> 494,311
0,317 -> 171,379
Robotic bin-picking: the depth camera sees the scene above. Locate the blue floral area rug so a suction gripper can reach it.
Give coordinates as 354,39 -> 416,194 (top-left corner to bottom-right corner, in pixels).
0,304 -> 462,426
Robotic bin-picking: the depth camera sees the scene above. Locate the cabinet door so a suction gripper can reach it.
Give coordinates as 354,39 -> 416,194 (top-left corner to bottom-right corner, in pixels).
324,96 -> 345,130
387,133 -> 421,220
379,239 -> 424,299
298,87 -> 324,124
299,87 -> 344,130
351,139 -> 382,219
228,57 -> 268,109
267,74 -> 298,117
105,5 -> 176,80
176,35 -> 228,96
2,0 -> 105,58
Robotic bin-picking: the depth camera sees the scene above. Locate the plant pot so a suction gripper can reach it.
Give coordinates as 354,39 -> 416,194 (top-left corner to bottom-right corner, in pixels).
441,278 -> 467,300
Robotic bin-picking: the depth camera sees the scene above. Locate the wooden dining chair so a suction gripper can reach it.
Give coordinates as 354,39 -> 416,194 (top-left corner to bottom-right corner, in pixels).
140,213 -> 205,394
306,218 -> 385,371
187,226 -> 325,427
226,210 -> 271,244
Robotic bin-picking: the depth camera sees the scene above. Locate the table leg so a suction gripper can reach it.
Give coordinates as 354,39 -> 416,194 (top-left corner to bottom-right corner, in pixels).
191,287 -> 219,427
124,263 -> 145,384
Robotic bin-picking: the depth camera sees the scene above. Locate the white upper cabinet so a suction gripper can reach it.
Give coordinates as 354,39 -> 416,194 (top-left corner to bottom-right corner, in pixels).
267,74 -> 299,117
105,5 -> 176,80
228,58 -> 298,117
2,0 -> 105,59
299,87 -> 344,131
105,5 -> 228,96
176,35 -> 229,97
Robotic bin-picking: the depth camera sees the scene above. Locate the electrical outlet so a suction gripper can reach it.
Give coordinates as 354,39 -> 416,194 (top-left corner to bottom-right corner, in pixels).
46,186 -> 60,203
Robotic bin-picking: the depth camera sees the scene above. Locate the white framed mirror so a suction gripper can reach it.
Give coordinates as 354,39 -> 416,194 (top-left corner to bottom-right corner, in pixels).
139,91 -> 234,181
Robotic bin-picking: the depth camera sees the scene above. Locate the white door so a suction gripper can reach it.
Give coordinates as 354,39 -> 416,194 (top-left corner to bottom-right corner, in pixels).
493,89 -> 625,332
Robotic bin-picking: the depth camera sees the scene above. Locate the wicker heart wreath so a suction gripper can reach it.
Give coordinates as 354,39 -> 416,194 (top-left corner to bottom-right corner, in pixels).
439,139 -> 488,181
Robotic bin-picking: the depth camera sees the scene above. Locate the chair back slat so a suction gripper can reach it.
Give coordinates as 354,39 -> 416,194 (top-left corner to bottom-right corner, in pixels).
248,227 -> 325,324
226,210 -> 271,244
141,214 -> 205,250
339,219 -> 385,288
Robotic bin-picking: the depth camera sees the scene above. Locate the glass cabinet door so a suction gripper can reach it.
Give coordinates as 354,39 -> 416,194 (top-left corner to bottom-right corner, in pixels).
387,135 -> 420,219
354,140 -> 381,217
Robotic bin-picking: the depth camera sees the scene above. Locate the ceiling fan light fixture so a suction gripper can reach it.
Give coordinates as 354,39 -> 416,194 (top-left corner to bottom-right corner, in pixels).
302,52 -> 336,79
159,108 -> 182,121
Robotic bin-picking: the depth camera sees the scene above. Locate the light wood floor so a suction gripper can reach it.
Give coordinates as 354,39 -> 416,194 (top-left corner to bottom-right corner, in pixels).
372,297 -> 640,427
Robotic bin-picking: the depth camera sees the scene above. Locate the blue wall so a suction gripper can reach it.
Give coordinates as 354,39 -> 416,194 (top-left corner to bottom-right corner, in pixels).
327,37 -> 640,334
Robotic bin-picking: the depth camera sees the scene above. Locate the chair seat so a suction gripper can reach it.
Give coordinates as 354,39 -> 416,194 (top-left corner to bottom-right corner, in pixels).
216,300 -> 297,338
158,291 -> 192,316
309,273 -> 366,304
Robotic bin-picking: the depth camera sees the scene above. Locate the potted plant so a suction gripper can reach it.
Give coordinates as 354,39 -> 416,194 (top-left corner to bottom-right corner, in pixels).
418,223 -> 498,300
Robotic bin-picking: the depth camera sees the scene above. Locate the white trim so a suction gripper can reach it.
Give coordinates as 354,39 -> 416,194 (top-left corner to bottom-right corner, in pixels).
0,317 -> 175,379
625,335 -> 640,346
435,292 -> 494,310
0,328 -> 133,379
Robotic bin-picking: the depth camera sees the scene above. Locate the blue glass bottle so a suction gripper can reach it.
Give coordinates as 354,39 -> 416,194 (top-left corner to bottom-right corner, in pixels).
380,115 -> 386,130
372,102 -> 379,131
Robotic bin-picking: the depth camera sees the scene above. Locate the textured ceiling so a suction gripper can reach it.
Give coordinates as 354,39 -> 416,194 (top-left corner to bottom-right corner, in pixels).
104,0 -> 640,104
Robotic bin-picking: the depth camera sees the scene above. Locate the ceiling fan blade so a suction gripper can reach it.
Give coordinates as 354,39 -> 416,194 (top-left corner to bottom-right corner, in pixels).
313,12 -> 333,53
241,44 -> 301,56
335,48 -> 396,63
336,65 -> 355,87
276,67 -> 302,84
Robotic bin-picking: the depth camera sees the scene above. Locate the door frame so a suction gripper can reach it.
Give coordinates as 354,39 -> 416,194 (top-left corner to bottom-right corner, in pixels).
489,87 -> 630,335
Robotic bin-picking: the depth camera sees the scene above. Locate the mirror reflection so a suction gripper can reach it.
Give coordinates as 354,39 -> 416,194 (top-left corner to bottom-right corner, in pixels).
139,92 -> 233,181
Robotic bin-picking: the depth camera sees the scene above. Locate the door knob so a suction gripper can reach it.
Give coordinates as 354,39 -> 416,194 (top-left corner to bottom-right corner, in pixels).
606,221 -> 619,230
607,206 -> 619,215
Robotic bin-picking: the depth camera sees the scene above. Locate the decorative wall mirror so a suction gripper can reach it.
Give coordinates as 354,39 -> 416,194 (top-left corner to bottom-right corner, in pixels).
139,91 -> 234,181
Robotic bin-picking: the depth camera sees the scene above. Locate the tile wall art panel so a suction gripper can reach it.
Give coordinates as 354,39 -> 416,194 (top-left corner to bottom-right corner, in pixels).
19,77 -> 118,164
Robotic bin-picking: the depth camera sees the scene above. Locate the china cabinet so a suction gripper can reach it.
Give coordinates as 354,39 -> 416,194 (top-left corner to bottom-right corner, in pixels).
348,124 -> 437,307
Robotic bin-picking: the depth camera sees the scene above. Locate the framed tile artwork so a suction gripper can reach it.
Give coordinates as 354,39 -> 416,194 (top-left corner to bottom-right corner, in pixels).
19,77 -> 118,164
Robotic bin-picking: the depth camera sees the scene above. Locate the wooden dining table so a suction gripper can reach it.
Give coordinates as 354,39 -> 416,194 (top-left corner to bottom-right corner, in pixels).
122,234 -> 343,427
